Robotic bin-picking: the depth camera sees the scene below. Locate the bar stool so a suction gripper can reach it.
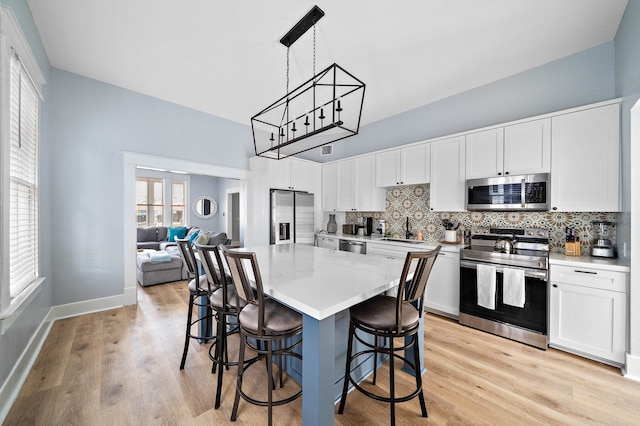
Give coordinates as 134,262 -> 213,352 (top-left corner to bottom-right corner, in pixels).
176,237 -> 215,370
195,237 -> 246,410
338,246 -> 441,426
220,244 -> 303,426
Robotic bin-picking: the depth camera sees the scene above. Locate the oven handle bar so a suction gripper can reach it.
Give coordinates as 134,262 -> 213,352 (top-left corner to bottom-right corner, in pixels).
460,260 -> 548,280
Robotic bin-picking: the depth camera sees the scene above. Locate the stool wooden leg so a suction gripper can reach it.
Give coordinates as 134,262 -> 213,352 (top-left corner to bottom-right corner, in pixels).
230,331 -> 246,422
180,294 -> 195,370
389,335 -> 396,426
338,321 -> 356,414
413,334 -> 428,417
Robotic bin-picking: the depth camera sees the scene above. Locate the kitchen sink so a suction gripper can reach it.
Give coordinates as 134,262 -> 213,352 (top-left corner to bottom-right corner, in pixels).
382,238 -> 429,245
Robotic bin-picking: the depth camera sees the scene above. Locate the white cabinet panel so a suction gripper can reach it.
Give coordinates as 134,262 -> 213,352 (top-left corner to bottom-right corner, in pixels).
325,155 -> 385,212
465,119 -> 549,179
315,235 -> 339,250
268,157 -> 313,192
375,150 -> 400,187
503,118 -> 550,176
465,128 -> 503,179
425,250 -> 460,318
430,136 -> 466,211
321,163 -> 338,211
549,264 -> 627,365
375,143 -> 430,187
551,104 -> 620,212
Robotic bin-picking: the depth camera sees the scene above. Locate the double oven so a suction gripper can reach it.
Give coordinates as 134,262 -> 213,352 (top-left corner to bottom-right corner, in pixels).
459,227 -> 550,349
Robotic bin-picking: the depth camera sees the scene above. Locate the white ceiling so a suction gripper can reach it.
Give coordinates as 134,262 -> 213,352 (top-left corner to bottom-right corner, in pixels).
27,0 -> 628,127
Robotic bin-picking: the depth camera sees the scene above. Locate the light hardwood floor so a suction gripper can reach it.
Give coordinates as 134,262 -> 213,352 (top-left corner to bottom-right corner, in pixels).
5,280 -> 640,425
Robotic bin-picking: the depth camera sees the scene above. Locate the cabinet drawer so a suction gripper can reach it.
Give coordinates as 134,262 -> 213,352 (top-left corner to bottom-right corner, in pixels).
367,243 -> 410,259
550,265 -> 626,292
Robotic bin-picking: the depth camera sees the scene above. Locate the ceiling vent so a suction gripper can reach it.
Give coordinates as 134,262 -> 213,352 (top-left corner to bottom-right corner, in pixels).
320,144 -> 333,156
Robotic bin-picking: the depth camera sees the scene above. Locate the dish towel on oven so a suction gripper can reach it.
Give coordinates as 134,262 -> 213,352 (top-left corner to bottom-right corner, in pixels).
503,267 -> 525,308
476,264 -> 496,310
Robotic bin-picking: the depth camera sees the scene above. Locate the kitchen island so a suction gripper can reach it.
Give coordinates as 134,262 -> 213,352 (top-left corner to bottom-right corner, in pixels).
232,243 -> 410,426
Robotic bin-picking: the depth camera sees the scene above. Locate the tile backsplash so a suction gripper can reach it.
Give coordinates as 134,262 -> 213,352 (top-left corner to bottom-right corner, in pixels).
344,184 -> 617,254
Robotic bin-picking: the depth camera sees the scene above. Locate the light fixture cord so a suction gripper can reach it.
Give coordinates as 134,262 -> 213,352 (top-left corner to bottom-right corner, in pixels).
286,45 -> 290,99
313,20 -> 316,77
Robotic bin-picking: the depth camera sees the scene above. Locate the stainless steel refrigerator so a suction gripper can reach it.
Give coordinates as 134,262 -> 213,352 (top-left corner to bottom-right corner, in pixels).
270,189 -> 315,246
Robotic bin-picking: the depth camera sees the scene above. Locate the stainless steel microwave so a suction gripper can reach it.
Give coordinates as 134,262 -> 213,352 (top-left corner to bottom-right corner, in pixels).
466,173 -> 550,211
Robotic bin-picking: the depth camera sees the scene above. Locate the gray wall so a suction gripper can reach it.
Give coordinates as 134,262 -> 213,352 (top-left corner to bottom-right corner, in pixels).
189,174 -> 220,230
300,41 -> 616,163
49,69 -> 254,306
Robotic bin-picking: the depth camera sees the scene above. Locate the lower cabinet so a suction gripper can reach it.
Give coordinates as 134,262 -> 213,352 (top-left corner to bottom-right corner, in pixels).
367,243 -> 460,318
424,250 -> 460,318
549,264 -> 627,366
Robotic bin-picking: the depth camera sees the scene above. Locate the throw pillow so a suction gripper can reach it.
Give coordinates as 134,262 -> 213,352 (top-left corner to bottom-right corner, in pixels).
188,231 -> 200,245
167,226 -> 187,241
195,232 -> 210,245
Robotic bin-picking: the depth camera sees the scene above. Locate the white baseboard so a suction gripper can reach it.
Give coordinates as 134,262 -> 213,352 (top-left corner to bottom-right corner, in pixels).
123,285 -> 137,306
623,352 -> 640,381
0,307 -> 54,424
50,293 -> 126,320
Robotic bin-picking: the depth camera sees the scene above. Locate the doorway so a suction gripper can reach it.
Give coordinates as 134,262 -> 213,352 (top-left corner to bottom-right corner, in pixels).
226,188 -> 241,246
123,152 -> 249,305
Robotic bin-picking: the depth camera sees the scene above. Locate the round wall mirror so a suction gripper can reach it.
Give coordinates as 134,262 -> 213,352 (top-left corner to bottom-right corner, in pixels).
193,196 -> 217,219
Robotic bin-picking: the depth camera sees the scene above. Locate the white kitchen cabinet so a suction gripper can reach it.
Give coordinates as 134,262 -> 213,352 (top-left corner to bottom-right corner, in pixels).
550,264 -> 627,366
503,118 -> 550,176
424,250 -> 460,318
465,128 -> 504,179
550,103 -> 620,212
315,234 -> 339,250
321,162 -> 338,211
465,119 -> 550,179
268,157 -> 313,192
375,143 -> 430,187
430,136 -> 466,211
328,155 -> 385,212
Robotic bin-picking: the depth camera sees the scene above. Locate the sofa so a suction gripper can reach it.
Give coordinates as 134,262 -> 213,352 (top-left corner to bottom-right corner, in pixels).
136,227 -> 230,287
137,226 -> 202,250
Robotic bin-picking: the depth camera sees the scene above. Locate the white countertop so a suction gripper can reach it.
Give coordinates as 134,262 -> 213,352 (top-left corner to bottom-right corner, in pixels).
235,244 -> 406,320
549,252 -> 630,272
316,232 -> 466,252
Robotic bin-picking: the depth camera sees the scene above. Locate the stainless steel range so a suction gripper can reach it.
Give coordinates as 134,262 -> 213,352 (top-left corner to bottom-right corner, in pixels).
459,227 -> 550,349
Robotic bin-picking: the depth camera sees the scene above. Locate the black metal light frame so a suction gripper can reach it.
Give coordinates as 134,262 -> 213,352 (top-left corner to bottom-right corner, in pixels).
251,6 -> 366,159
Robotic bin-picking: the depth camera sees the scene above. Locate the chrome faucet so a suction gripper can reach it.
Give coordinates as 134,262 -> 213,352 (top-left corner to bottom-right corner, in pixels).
405,217 -> 413,240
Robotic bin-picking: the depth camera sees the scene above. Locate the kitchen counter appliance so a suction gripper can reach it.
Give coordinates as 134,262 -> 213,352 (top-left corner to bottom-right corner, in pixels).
459,227 -> 550,349
270,189 -> 315,246
590,220 -> 616,258
466,173 -> 550,211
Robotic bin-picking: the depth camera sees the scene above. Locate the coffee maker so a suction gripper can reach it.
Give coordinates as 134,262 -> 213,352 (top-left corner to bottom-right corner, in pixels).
364,217 -> 374,236
590,220 -> 615,258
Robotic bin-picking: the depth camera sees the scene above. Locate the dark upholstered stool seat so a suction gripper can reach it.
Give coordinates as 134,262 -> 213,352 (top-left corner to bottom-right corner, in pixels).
209,284 -> 246,310
351,295 -> 420,331
187,274 -> 210,293
238,299 -> 302,334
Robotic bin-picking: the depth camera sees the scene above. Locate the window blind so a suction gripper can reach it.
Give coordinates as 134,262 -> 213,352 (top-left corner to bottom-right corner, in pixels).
9,52 -> 39,297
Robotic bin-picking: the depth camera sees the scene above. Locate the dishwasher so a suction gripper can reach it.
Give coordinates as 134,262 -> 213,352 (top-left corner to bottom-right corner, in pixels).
339,239 -> 366,254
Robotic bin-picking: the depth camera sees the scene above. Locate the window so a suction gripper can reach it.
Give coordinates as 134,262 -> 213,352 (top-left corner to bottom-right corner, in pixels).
8,52 -> 39,298
136,177 -> 164,227
1,5 -> 46,322
135,174 -> 188,228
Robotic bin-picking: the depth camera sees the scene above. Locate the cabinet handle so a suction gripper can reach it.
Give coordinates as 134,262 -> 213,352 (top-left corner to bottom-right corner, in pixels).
498,172 -> 502,176
574,269 -> 597,275
505,171 -> 509,175
552,207 -> 557,211
553,284 -> 558,288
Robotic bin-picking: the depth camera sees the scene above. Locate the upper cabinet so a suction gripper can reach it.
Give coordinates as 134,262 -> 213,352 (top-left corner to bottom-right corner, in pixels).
269,157 -> 313,192
430,136 -> 466,212
551,103 -> 620,212
375,143 -> 430,187
465,118 -> 550,179
321,162 -> 338,211
322,155 -> 386,212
